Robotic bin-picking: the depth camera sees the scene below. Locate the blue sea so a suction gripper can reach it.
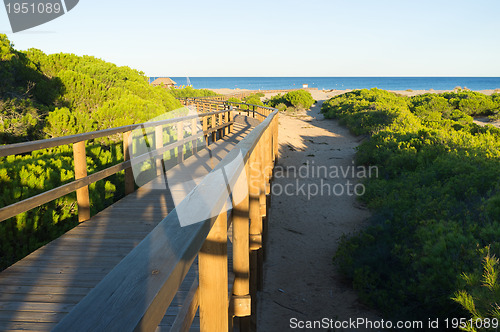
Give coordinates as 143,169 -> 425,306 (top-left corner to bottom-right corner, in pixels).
149,77 -> 500,91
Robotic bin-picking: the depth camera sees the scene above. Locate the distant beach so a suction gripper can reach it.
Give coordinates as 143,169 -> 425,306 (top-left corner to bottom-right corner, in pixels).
212,88 -> 500,129
210,87 -> 499,98
150,77 -> 500,91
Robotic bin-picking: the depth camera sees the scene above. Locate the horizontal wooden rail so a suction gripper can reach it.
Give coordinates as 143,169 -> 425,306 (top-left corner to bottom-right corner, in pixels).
0,110 -> 228,157
0,128 -> 214,222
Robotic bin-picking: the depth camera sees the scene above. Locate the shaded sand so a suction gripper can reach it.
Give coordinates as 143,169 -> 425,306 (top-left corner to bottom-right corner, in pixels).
473,116 -> 500,129
256,91 -> 381,331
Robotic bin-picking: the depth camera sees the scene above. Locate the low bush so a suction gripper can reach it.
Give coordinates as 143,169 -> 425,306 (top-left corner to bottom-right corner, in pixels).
275,102 -> 287,111
168,86 -> 218,98
322,88 -> 500,324
285,90 -> 315,109
265,90 -> 314,110
453,248 -> 500,332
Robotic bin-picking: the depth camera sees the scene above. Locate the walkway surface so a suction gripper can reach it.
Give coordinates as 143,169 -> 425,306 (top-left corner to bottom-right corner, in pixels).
257,92 -> 381,331
0,116 -> 256,332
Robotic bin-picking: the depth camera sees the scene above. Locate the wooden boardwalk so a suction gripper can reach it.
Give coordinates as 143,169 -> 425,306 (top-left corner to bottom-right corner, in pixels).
0,116 -> 257,331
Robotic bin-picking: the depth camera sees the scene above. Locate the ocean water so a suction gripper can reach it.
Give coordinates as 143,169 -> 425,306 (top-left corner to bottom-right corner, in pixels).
149,77 -> 500,91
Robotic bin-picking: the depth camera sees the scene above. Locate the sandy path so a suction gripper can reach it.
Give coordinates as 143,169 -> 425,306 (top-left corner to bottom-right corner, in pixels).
256,91 -> 380,331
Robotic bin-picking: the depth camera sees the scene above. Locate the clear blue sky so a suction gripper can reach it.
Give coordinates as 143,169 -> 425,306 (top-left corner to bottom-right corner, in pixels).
1,0 -> 499,77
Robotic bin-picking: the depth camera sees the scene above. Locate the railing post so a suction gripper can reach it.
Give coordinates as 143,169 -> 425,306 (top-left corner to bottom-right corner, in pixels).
192,117 -> 198,154
227,110 -> 232,135
274,115 -> 279,162
218,112 -> 224,139
177,121 -> 184,163
123,131 -> 135,195
257,138 -> 267,282
248,143 -> 263,325
203,116 -> 208,146
211,114 -> 217,143
265,128 -> 273,193
199,207 -> 228,332
232,163 -> 251,329
73,141 -> 90,222
155,126 -> 163,176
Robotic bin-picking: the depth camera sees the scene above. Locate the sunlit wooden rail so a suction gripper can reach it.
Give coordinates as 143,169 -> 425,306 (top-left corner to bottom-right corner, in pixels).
0,96 -> 278,331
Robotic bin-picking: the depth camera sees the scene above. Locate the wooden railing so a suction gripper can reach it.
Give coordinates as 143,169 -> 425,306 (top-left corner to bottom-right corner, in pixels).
0,99 -> 272,223
48,103 -> 278,331
0,97 -> 278,331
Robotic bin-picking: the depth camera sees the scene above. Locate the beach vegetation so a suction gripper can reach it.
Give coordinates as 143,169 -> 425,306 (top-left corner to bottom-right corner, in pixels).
227,97 -> 242,104
322,88 -> 500,324
453,247 -> 500,332
265,90 -> 315,111
0,35 -> 182,270
235,93 -> 265,110
275,102 -> 287,111
168,86 -> 218,98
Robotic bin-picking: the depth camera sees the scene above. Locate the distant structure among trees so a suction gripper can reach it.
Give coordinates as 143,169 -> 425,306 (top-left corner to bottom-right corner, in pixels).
151,77 -> 177,88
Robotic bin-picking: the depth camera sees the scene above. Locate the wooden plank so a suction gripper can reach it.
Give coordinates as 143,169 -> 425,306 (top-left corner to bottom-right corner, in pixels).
0,274 -> 104,284
0,302 -> 75,313
0,265 -> 113,275
170,278 -> 199,332
7,260 -> 124,270
0,321 -> 56,331
0,285 -> 92,296
9,256 -> 125,268
0,278 -> 103,289
0,293 -> 84,304
0,310 -> 67,323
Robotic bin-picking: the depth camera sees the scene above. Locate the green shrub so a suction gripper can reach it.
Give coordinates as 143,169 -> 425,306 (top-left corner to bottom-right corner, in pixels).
227,97 -> 242,104
453,248 -> 500,332
441,91 -> 500,116
285,90 -> 314,109
168,86 -> 218,98
324,88 -> 500,322
265,93 -> 286,108
243,94 -> 264,106
266,90 -> 314,110
235,93 -> 265,110
0,34 -> 183,270
275,103 -> 287,111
